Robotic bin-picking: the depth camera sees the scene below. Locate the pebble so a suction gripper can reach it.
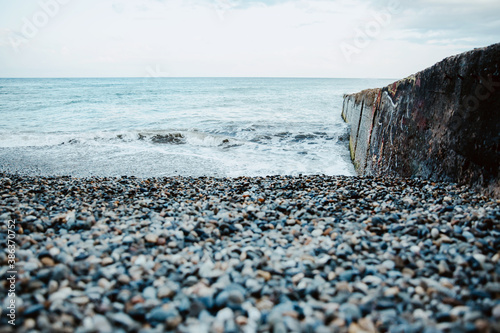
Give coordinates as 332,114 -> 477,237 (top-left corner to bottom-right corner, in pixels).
256,270 -> 271,281
381,260 -> 395,270
145,233 -> 158,243
363,275 -> 382,285
117,274 -> 130,284
292,273 -> 304,284
463,230 -> 475,242
384,286 -> 399,297
110,312 -> 135,327
48,280 -> 58,293
41,257 -> 55,267
24,318 -> 36,330
493,305 -> 500,319
71,296 -> 89,305
340,303 -> 361,321
143,286 -> 157,299
157,285 -> 176,299
102,257 -> 114,266
358,317 -> 376,333
0,173 -> 497,332
92,314 -> 113,333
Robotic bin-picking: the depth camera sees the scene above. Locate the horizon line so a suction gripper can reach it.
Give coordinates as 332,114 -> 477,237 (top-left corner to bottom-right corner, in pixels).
0,76 -> 398,80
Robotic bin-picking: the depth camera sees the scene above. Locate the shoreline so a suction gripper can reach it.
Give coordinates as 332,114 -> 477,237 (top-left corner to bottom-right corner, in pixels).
1,173 -> 499,332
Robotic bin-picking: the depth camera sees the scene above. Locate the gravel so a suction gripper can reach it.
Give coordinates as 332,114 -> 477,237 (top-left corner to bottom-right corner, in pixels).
0,173 -> 499,332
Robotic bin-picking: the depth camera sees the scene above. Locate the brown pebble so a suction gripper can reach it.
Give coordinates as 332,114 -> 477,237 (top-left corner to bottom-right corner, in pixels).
358,317 -> 376,333
256,270 -> 271,281
41,257 -> 55,267
118,274 -> 131,284
235,316 -> 248,326
101,257 -> 114,266
131,295 -> 144,304
475,319 -> 489,333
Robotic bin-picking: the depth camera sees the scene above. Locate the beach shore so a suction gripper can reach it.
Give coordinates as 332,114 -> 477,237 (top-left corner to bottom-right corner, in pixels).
1,173 -> 499,332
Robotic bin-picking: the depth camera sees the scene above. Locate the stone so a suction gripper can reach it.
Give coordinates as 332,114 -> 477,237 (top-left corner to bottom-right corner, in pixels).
431,228 -> 440,239
49,287 -> 72,302
110,312 -> 135,327
340,303 -> 361,321
93,314 -> 113,333
256,270 -> 271,281
101,257 -> 114,266
147,307 -> 181,327
157,285 -> 176,299
71,296 -> 89,305
41,257 -> 55,267
363,275 -> 382,285
463,231 -> 475,242
143,286 -> 157,299
358,317 -> 377,333
493,305 -> 500,319
227,290 -> 244,305
24,318 -> 36,330
381,260 -> 395,270
48,280 -> 58,293
145,233 -> 159,243
292,273 -> 304,284
384,286 -> 399,297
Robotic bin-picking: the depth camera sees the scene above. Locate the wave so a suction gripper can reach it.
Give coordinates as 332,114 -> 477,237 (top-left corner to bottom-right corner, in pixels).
248,131 -> 338,144
54,130 -> 243,148
63,100 -> 83,105
0,125 -> 349,150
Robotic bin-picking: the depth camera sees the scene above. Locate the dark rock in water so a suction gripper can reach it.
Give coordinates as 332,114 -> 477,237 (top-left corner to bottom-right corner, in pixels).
151,133 -> 185,144
342,43 -> 500,197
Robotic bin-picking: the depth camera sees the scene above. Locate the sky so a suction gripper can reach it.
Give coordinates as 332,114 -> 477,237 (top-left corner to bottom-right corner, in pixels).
0,0 -> 499,78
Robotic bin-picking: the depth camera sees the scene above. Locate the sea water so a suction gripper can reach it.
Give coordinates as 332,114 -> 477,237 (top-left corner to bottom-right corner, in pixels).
0,77 -> 394,177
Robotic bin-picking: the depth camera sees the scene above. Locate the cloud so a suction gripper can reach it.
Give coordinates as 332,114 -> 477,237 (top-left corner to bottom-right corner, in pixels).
112,3 -> 126,13
383,0 -> 500,45
0,0 -> 498,78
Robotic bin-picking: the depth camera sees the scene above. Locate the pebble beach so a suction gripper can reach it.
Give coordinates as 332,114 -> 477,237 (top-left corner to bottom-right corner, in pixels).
1,173 -> 499,333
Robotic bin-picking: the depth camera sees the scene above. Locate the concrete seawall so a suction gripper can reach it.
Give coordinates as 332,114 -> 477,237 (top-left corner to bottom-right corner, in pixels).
342,43 -> 500,197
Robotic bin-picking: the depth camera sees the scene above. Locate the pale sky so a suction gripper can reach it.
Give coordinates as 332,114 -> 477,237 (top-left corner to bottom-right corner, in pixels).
0,0 -> 499,78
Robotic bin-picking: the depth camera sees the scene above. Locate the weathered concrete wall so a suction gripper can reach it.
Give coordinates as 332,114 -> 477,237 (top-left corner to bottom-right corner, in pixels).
342,43 -> 500,197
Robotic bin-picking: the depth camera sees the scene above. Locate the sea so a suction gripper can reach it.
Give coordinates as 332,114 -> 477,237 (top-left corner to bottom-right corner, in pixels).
0,78 -> 394,178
